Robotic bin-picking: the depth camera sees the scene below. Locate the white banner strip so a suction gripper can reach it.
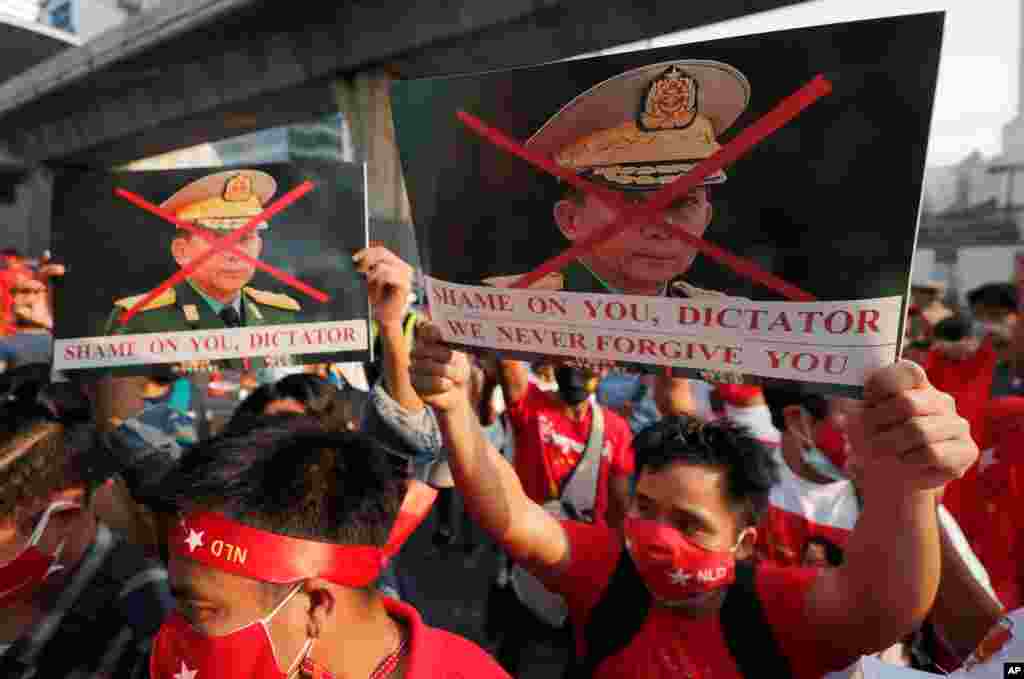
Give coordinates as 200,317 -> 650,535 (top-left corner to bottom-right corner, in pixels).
54,320 -> 369,370
426,277 -> 901,386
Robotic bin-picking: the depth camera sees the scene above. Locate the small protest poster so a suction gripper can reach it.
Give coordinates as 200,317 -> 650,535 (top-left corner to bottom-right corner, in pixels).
52,161 -> 370,376
391,13 -> 944,392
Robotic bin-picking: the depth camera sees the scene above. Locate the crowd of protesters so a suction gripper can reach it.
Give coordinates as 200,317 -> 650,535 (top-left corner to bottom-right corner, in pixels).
1,243 -> 1023,679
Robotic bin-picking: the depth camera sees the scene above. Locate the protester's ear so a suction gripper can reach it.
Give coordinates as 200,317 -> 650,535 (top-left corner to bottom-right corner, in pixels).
301,578 -> 336,639
554,199 -> 580,240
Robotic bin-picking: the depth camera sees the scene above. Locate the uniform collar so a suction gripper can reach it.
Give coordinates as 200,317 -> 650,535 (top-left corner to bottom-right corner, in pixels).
186,278 -> 241,316
566,258 -> 668,296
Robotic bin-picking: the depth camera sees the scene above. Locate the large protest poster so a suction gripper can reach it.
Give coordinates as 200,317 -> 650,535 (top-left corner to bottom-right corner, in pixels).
52,161 -> 370,376
392,13 -> 944,392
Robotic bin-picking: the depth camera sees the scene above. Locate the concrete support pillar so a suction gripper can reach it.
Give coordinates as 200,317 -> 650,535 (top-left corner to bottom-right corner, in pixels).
333,72 -> 411,225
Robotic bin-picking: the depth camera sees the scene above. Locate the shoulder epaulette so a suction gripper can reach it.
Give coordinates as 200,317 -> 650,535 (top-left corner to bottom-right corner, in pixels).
114,288 -> 176,311
244,287 -> 301,311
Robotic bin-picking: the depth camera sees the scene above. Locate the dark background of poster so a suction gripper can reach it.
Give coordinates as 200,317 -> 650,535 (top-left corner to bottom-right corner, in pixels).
51,160 -> 370,371
392,13 -> 942,312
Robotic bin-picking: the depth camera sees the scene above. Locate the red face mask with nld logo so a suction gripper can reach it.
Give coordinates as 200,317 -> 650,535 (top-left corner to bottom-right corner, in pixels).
0,501 -> 80,606
623,517 -> 742,606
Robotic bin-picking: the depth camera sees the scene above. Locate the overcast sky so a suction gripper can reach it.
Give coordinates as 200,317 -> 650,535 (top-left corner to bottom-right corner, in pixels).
633,0 -> 1019,168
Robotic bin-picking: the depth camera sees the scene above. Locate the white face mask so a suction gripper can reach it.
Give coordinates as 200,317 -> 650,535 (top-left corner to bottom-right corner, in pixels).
801,445 -> 848,482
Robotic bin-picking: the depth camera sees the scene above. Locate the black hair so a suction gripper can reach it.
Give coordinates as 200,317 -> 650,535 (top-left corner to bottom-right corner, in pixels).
932,315 -> 973,342
967,283 -> 1017,312
633,415 -> 779,527
150,416 -> 404,548
0,364 -> 118,516
760,380 -> 829,432
804,536 -> 845,567
229,374 -> 351,433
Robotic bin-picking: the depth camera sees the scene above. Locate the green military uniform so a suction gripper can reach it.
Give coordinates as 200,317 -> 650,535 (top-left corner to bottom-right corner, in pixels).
104,282 -> 301,371
101,168 -> 309,373
484,260 -> 732,299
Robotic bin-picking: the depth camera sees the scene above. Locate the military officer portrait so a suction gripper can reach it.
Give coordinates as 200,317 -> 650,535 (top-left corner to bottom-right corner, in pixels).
105,170 -> 299,333
104,169 -> 301,370
483,60 -> 748,301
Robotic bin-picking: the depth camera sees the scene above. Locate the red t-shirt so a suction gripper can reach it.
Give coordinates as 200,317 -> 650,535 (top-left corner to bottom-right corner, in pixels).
948,399 -> 1024,611
382,597 -> 511,679
550,521 -> 857,679
756,450 -> 859,567
507,384 -> 634,524
0,268 -> 15,335
923,339 -> 997,444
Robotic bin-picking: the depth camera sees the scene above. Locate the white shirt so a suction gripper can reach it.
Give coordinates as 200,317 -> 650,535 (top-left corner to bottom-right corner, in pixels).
530,374 -> 559,392
688,379 -> 716,421
723,403 -> 782,446
333,362 -> 369,391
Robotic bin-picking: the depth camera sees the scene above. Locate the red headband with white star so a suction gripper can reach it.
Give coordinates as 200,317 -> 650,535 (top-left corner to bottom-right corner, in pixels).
169,480 -> 438,586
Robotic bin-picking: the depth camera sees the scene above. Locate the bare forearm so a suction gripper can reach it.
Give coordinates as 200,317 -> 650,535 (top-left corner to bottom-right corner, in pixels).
436,397 -> 564,565
437,397 -> 521,542
841,487 -> 941,647
380,321 -> 424,413
930,507 -> 1004,656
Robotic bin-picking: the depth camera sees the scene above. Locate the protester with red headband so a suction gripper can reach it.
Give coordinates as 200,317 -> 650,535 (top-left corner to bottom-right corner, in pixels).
0,367 -> 173,679
411,323 -> 978,679
147,417 -> 507,679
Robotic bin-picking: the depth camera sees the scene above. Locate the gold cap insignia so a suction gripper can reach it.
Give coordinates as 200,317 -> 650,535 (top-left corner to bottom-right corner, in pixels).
223,173 -> 255,203
527,61 -> 749,191
162,170 -> 277,231
640,65 -> 698,131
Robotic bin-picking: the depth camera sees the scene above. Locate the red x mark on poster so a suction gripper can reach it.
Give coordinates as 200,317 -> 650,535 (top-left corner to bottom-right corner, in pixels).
114,181 -> 321,324
457,74 -> 832,302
